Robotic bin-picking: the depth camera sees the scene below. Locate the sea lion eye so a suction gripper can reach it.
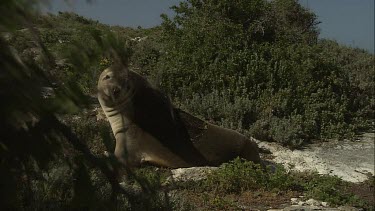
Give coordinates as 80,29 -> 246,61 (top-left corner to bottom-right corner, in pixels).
103,75 -> 110,80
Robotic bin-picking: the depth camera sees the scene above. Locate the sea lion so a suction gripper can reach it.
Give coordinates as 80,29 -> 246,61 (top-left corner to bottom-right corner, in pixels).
97,64 -> 261,168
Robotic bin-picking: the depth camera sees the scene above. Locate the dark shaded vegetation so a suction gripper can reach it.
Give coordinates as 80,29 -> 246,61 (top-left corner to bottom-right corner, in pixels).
1,0 -> 374,209
0,1 -> 183,210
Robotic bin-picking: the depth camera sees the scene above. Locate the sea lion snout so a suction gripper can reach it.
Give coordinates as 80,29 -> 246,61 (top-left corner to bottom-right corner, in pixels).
112,87 -> 121,98
98,68 -> 129,102
107,84 -> 126,102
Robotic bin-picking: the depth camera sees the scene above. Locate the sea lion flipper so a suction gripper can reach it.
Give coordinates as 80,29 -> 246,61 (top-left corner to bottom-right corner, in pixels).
132,86 -> 208,166
174,109 -> 209,143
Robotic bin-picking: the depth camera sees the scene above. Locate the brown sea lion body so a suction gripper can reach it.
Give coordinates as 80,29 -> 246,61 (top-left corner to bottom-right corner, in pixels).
97,65 -> 260,168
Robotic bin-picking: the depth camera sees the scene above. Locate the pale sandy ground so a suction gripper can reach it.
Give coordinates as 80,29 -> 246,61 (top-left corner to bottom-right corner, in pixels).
255,133 -> 374,183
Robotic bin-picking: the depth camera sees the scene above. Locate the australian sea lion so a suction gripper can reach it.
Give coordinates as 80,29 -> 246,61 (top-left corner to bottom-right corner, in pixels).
97,64 -> 261,168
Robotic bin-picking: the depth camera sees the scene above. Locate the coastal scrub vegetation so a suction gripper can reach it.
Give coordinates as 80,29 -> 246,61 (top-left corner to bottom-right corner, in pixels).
1,0 -> 374,209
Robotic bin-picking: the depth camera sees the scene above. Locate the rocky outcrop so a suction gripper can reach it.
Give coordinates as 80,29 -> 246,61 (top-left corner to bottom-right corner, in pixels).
168,166 -> 218,182
266,197 -> 362,211
237,197 -> 362,211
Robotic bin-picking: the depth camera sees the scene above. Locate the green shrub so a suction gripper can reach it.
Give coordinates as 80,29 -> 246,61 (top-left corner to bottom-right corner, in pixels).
203,158 -> 296,193
157,0 -> 374,147
4,1 -> 374,208
177,159 -> 371,209
301,173 -> 369,207
132,167 -> 170,190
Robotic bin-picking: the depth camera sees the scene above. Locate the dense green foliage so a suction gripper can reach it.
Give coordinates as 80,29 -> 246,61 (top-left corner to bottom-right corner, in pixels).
204,159 -> 294,193
154,0 -> 374,146
7,1 -> 374,147
8,12 -> 136,94
8,2 -> 374,147
1,0 -> 374,209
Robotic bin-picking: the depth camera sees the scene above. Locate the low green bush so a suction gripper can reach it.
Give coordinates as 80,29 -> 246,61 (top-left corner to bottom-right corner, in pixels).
203,158 -> 296,193
301,173 -> 369,208
176,158 -> 371,209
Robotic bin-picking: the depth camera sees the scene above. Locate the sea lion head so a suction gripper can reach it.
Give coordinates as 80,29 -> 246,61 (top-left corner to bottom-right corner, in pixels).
97,65 -> 134,107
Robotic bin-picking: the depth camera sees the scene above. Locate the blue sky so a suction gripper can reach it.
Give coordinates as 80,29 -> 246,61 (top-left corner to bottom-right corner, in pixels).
45,0 -> 374,53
